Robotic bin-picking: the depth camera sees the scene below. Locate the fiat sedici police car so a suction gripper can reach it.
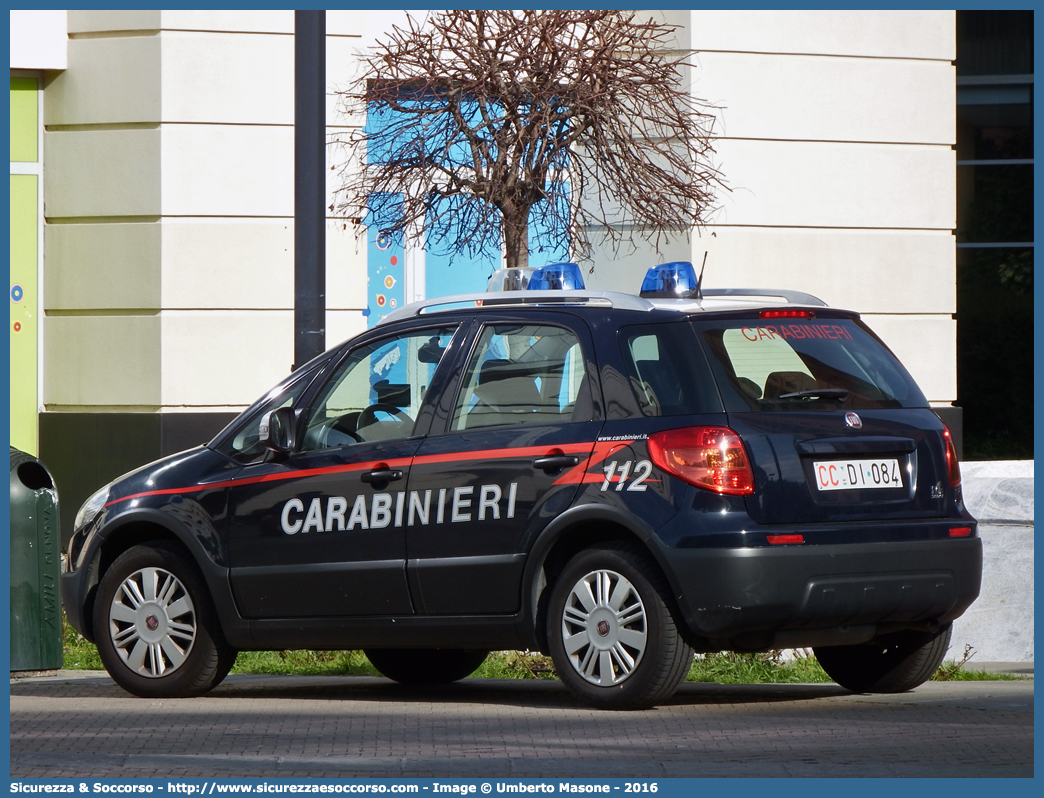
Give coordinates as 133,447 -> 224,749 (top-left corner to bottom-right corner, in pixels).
63,262 -> 981,710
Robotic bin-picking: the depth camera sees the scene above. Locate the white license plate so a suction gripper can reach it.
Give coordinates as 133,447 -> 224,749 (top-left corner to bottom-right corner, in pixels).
813,459 -> 903,491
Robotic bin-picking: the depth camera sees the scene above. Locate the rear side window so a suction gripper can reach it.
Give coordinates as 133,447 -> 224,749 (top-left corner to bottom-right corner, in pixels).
620,323 -> 721,416
451,324 -> 594,430
693,317 -> 928,412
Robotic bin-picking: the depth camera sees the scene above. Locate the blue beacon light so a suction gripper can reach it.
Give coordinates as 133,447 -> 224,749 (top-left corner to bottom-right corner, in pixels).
639,261 -> 700,299
527,262 -> 585,291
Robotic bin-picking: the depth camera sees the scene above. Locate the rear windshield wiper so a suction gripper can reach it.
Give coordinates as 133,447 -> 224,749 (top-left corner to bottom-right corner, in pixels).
776,388 -> 850,401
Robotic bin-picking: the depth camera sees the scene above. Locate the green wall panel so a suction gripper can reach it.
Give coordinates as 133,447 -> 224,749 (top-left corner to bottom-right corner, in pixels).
11,175 -> 39,455
10,77 -> 39,163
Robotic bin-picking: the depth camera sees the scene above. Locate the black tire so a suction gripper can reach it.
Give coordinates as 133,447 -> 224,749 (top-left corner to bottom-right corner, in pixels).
92,542 -> 235,698
815,624 -> 953,693
547,542 -> 693,710
364,648 -> 489,685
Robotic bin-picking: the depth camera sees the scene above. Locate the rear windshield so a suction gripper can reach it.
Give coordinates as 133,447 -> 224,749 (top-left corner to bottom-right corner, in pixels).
691,316 -> 928,412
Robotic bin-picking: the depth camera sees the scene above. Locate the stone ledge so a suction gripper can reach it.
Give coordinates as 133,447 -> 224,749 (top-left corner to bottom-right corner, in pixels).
960,460 -> 1033,525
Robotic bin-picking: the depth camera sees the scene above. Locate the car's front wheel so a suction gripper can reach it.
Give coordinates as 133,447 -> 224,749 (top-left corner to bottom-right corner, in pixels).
364,648 -> 489,684
547,542 -> 693,710
92,542 -> 235,698
814,625 -> 953,693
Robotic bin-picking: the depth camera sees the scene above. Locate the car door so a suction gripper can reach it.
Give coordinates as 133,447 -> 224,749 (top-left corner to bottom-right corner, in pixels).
405,316 -> 604,615
226,324 -> 460,619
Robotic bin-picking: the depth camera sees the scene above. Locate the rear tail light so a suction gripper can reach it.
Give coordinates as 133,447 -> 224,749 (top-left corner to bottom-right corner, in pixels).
949,527 -> 972,537
767,534 -> 804,545
942,425 -> 961,487
648,426 -> 754,495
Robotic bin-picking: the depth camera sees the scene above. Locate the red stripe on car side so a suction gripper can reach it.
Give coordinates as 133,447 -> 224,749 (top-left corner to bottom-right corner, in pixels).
554,439 -> 636,485
103,441 -> 600,508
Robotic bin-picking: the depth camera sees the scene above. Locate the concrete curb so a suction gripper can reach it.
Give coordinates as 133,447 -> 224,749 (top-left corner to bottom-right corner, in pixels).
951,460 -> 1034,663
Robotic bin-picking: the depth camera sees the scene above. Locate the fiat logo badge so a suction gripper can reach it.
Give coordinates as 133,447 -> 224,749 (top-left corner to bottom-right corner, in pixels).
845,412 -> 863,429
596,620 -> 610,637
145,615 -> 159,631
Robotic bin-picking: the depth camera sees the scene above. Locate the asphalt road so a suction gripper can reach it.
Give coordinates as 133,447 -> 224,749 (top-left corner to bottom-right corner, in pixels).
10,670 -> 1034,779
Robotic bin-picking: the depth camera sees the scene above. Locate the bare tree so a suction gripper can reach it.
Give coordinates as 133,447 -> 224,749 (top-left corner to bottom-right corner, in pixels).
331,10 -> 725,272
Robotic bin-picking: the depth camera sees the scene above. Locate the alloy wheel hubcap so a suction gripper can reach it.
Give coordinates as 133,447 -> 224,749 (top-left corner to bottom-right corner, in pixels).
561,568 -> 648,686
107,566 -> 196,678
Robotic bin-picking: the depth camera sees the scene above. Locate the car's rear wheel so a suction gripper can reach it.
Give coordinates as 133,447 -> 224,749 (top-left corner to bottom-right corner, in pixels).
547,542 -> 693,710
93,542 -> 235,698
364,648 -> 488,684
814,624 -> 952,693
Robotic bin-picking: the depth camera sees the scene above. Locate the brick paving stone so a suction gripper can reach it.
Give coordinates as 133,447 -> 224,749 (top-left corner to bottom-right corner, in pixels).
10,673 -> 1033,778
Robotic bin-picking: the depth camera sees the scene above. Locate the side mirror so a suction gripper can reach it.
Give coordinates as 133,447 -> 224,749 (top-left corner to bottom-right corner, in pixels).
258,407 -> 295,455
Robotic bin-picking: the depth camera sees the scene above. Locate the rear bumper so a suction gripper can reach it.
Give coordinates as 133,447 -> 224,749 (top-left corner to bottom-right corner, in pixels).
665,536 -> 983,651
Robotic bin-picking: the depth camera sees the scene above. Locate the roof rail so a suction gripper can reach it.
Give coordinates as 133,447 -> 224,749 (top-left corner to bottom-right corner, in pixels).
701,288 -> 828,307
376,290 -> 654,325
375,286 -> 829,326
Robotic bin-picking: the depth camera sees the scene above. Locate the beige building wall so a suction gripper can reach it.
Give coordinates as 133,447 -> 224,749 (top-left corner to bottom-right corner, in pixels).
43,10 -> 366,414
40,9 -> 957,412
586,10 -> 957,405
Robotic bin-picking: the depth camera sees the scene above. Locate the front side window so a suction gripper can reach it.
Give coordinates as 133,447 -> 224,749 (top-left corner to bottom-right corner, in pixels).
695,317 -> 927,412
451,324 -> 592,430
299,326 -> 456,451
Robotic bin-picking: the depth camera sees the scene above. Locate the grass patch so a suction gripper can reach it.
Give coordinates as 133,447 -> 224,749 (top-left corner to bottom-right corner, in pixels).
930,644 -> 1022,682
229,649 -> 380,676
474,650 -> 557,679
62,616 -> 1023,683
686,650 -> 833,684
932,668 -> 1020,681
62,615 -> 104,670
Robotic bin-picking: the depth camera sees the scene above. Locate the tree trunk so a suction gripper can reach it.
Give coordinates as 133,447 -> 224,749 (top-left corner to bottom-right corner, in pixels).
503,210 -> 530,271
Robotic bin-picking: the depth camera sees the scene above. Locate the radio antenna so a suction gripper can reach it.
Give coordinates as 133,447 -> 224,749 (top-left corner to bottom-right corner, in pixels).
697,252 -> 708,299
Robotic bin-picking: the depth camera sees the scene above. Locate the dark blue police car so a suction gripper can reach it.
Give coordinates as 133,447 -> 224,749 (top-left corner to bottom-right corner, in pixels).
63,262 -> 981,709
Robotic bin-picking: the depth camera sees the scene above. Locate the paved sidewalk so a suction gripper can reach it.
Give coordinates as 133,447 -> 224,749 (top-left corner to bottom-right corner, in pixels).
10,671 -> 1034,778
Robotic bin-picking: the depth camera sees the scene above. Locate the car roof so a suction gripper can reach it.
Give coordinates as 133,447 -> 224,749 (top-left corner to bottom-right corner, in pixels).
376,288 -> 831,327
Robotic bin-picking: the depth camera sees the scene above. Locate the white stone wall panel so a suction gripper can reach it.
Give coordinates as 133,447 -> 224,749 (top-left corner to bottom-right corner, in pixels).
326,223 -> 368,312
327,33 -> 366,128
689,228 -> 955,314
159,311 -> 293,408
326,311 -> 368,351
159,220 -> 292,310
695,52 -> 955,145
713,140 -> 956,230
158,11 -> 293,34
689,10 -> 954,60
159,33 -> 293,124
325,11 -> 366,37
159,125 -> 293,217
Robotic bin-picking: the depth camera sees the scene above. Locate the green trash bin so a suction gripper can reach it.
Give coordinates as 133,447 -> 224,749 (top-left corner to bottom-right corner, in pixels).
10,447 -> 63,672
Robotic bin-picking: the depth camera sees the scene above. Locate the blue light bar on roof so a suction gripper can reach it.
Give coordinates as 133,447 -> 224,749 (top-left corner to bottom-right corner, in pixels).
528,262 -> 585,291
640,262 -> 700,299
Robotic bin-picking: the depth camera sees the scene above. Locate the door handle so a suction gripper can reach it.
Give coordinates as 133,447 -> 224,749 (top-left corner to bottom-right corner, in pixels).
361,468 -> 404,484
533,454 -> 581,472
